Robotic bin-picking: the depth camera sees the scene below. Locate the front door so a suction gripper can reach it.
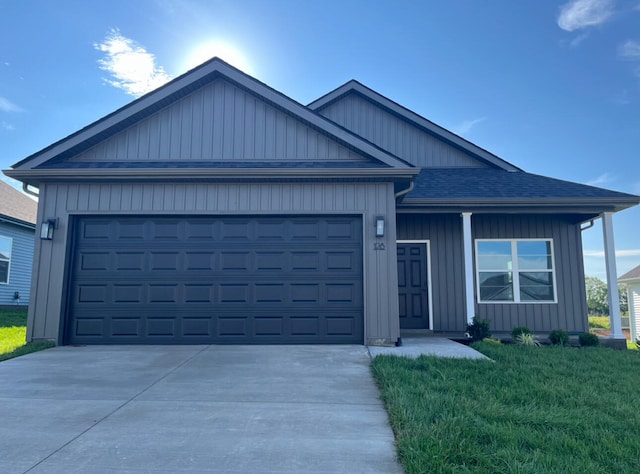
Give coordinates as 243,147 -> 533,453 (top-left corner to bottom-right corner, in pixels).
397,243 -> 429,329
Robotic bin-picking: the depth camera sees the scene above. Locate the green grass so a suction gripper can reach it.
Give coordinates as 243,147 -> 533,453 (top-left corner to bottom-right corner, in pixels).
372,343 -> 640,473
0,307 -> 54,361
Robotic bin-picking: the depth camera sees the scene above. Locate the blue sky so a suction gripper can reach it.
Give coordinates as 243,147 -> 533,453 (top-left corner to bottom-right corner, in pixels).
1,0 -> 639,280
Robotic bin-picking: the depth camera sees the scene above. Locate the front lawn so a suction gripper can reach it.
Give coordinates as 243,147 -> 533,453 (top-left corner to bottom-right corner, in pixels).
0,307 -> 54,361
372,343 -> 640,473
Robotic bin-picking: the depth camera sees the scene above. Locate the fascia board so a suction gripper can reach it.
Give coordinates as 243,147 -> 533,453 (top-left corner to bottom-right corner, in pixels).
398,197 -> 639,213
13,60 -> 411,171
3,167 -> 419,184
0,215 -> 36,230
309,80 -> 521,172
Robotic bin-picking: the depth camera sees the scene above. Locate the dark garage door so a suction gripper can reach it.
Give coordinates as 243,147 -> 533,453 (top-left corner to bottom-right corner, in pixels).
66,216 -> 363,344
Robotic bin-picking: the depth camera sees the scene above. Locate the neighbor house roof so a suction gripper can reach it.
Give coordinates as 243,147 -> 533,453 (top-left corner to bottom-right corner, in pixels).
0,180 -> 37,227
619,265 -> 640,283
398,168 -> 640,214
308,79 -> 521,172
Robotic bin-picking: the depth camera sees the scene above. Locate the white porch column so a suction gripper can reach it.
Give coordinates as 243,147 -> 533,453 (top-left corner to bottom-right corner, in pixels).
602,212 -> 623,338
462,212 -> 475,325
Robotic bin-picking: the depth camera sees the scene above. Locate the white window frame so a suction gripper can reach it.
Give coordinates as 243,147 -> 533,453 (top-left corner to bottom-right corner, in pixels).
0,235 -> 12,285
475,238 -> 557,304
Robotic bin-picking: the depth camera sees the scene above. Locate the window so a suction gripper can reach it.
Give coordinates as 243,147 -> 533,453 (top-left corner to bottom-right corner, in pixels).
0,236 -> 11,284
476,239 -> 556,303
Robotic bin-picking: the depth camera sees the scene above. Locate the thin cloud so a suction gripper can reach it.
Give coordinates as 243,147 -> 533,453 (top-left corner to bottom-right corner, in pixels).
95,29 -> 173,97
453,117 -> 487,135
558,0 -> 614,32
1,121 -> 15,131
585,172 -> 613,187
618,40 -> 640,79
0,96 -> 23,112
569,32 -> 590,47
619,40 -> 640,60
584,249 -> 640,258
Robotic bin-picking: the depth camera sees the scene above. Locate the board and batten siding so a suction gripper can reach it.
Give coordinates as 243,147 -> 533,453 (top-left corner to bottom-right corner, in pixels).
0,222 -> 35,305
317,93 -> 486,169
397,213 -> 589,333
27,181 -> 399,345
70,79 -> 367,163
473,214 -> 588,333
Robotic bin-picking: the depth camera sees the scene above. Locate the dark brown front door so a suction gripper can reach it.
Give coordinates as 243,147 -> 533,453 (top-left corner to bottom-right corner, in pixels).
397,243 -> 429,329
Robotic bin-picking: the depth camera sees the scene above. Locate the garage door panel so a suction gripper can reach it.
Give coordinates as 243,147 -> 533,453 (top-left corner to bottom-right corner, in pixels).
67,216 -> 363,344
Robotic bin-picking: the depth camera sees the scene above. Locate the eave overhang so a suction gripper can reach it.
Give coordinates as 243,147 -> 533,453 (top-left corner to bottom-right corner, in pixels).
4,167 -> 419,186
0,214 -> 36,230
398,196 -> 640,215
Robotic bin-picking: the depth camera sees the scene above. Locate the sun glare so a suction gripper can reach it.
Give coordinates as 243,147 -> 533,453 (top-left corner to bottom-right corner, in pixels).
185,41 -> 252,73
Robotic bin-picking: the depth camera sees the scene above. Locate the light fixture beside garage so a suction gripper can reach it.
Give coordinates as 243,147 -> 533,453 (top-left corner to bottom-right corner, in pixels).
375,216 -> 385,237
40,219 -> 57,240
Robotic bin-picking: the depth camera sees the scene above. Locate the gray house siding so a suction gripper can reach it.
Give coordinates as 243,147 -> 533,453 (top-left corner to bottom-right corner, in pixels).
317,93 -> 486,168
27,181 -> 399,345
473,214 -> 588,333
70,79 -> 368,163
0,221 -> 34,306
397,213 -> 588,333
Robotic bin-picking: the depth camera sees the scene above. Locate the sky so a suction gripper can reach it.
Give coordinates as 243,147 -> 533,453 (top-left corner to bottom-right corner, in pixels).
1,0 -> 639,280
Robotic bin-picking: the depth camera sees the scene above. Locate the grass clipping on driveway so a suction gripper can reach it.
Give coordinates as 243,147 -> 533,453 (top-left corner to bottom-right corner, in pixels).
372,343 -> 640,473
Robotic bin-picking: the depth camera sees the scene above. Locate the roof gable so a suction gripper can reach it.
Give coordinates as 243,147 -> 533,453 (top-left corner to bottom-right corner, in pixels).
309,80 -> 520,171
12,59 -> 412,171
65,78 -> 370,164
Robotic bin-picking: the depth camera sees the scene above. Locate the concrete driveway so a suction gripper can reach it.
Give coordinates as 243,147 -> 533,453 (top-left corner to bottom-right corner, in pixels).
0,345 -> 402,474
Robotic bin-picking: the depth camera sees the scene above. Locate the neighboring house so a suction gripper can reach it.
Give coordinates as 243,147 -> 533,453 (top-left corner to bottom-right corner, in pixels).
619,265 -> 640,343
0,181 -> 37,306
4,58 -> 639,346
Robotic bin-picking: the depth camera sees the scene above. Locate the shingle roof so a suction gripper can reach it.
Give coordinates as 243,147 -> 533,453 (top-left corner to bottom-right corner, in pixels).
406,168 -> 639,201
619,265 -> 640,282
0,180 -> 37,225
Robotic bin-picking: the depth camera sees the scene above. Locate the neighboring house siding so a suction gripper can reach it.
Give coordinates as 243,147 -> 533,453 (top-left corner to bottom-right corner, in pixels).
317,92 -> 485,168
473,214 -> 588,333
397,214 -> 466,332
28,181 -> 399,344
630,284 -> 640,342
70,79 -> 367,163
0,222 -> 34,305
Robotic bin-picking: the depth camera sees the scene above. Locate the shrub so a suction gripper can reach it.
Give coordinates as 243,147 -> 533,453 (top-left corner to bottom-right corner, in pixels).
579,332 -> 600,347
511,326 -> 532,340
515,332 -> 541,347
549,329 -> 569,346
466,316 -> 491,342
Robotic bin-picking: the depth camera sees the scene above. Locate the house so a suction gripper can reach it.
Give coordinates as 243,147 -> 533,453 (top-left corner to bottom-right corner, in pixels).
4,58 -> 639,346
619,265 -> 640,343
0,180 -> 37,307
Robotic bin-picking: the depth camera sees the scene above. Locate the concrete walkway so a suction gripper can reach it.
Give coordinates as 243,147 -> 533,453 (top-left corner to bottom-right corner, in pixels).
0,345 -> 402,474
368,337 -> 489,360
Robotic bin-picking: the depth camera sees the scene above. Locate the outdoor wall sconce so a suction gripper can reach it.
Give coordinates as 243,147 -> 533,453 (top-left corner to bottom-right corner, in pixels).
375,216 -> 385,237
40,219 -> 57,240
